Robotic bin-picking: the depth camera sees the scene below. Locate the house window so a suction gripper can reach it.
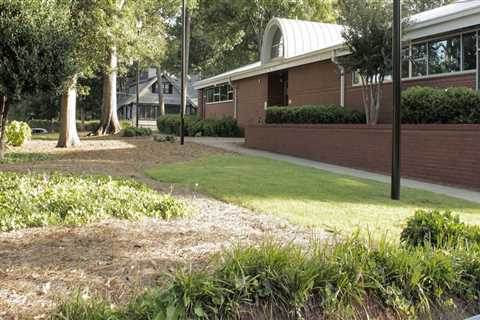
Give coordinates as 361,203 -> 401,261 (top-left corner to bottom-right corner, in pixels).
271,28 -> 284,59
428,36 -> 461,75
162,83 -> 173,94
463,32 -> 477,71
205,83 -> 233,103
402,47 -> 410,78
152,82 -> 158,93
412,43 -> 428,77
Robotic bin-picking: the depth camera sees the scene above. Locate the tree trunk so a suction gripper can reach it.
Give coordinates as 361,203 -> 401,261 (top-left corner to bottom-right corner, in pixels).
57,77 -> 81,148
156,67 -> 165,116
0,96 -> 10,160
96,47 -> 121,135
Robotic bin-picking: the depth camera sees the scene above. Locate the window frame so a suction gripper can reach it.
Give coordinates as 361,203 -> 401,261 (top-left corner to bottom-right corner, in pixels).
352,28 -> 479,87
204,83 -> 234,104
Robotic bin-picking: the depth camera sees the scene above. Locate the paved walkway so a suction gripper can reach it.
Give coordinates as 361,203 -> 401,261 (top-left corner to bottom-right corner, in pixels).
187,137 -> 480,204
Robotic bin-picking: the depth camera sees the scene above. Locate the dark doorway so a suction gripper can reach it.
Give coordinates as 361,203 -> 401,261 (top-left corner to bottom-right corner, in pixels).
268,71 -> 288,107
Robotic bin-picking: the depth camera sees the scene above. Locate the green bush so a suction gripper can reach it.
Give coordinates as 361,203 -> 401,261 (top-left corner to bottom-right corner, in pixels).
120,120 -> 133,129
157,115 -> 241,137
55,235 -> 480,319
266,105 -> 366,124
402,86 -> 480,124
6,121 -> 31,146
401,210 -> 480,248
0,172 -> 188,232
122,127 -> 152,137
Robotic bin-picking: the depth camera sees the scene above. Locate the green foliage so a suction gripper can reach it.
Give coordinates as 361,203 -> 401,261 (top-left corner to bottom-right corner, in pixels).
0,152 -> 55,164
157,115 -> 241,137
51,294 -> 117,320
403,0 -> 455,15
5,121 -> 31,146
55,235 -> 480,319
266,105 -> 366,124
401,210 -> 480,248
402,86 -> 480,124
0,172 -> 188,232
120,120 -> 133,129
122,127 -> 153,137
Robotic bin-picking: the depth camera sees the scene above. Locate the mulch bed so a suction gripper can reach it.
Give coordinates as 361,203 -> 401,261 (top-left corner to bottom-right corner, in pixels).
0,136 -> 324,319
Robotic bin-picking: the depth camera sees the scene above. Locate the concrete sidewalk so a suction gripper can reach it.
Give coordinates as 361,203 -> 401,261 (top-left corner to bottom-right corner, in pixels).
187,137 -> 480,204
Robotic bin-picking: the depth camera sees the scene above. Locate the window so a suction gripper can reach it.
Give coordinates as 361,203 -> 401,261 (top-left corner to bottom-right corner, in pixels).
152,82 -> 158,93
162,83 -> 173,94
271,28 -> 284,59
428,36 -> 461,75
412,43 -> 428,77
205,83 -> 233,103
463,32 -> 477,71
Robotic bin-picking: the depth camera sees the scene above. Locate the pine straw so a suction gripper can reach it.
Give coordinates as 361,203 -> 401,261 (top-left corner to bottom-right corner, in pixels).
0,136 -> 325,319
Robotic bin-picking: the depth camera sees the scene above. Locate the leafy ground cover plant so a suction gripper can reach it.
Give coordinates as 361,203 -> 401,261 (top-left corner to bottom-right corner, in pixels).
6,121 -> 31,146
0,172 -> 188,232
52,234 -> 480,319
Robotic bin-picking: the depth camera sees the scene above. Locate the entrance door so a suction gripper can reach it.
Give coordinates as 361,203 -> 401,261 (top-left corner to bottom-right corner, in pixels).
267,71 -> 288,107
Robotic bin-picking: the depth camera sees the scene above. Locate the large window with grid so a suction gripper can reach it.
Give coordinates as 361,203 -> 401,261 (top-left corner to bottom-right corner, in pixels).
204,83 -> 234,103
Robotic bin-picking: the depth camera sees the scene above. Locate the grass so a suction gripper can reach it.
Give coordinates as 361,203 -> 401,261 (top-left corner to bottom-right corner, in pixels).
0,151 -> 56,164
146,154 -> 480,238
31,132 -> 59,141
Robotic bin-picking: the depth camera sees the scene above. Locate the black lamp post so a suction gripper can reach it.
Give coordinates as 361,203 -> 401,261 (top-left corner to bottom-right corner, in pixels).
180,0 -> 187,145
136,20 -> 143,128
391,0 -> 402,200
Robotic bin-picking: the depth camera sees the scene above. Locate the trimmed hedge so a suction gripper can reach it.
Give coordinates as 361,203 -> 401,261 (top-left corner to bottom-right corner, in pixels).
265,105 -> 366,124
122,127 -> 152,137
157,115 -> 241,137
401,210 -> 480,248
402,86 -> 480,124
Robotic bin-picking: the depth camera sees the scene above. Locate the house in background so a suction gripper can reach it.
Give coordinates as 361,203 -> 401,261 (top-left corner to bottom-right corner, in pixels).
194,1 -> 480,128
117,68 -> 198,128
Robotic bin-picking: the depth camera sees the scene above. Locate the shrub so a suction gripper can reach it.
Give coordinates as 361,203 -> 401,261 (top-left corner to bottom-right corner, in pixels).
402,86 -> 480,124
265,105 -> 366,124
401,210 -> 480,248
0,172 -> 188,232
157,115 -> 241,137
120,120 -> 133,129
122,127 -> 152,137
5,121 -> 31,146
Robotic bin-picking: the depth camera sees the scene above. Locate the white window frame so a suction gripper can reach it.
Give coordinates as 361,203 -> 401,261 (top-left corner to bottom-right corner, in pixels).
205,83 -> 234,105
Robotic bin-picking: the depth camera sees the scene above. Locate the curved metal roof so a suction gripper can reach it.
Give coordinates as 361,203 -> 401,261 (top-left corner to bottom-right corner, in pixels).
261,18 -> 345,63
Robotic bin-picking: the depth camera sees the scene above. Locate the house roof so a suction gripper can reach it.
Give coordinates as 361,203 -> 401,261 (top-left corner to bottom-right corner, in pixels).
194,1 -> 480,90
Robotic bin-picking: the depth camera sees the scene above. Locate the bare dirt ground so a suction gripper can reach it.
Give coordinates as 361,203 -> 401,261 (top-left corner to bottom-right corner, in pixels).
0,136 -> 324,319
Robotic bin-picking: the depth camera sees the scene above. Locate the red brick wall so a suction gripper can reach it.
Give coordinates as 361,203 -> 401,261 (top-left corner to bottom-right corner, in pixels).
236,75 -> 268,127
197,89 -> 205,119
204,101 -> 235,119
245,124 -> 480,190
288,60 -> 342,106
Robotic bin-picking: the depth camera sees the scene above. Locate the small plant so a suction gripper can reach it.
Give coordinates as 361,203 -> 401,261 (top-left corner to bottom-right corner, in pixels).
265,105 -> 366,124
122,127 -> 153,137
401,210 -> 480,248
155,135 -> 177,143
6,121 -> 31,146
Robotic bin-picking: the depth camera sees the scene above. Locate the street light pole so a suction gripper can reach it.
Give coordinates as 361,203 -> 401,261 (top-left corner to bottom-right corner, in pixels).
391,0 -> 402,200
136,60 -> 140,128
180,0 -> 187,145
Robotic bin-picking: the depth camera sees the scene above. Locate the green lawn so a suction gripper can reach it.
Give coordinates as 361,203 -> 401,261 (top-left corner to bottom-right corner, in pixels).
31,132 -> 60,141
146,154 -> 480,237
0,151 -> 56,164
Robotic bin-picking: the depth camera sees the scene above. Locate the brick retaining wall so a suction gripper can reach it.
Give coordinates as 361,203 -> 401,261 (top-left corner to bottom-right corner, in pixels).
245,124 -> 480,190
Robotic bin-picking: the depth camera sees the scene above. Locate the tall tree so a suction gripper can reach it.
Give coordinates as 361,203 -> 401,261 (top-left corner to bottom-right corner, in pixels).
338,0 -> 393,125
404,0 -> 454,15
0,0 -> 76,156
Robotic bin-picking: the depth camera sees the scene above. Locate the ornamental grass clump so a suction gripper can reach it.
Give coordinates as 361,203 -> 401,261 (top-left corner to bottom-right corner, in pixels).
0,172 -> 188,232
